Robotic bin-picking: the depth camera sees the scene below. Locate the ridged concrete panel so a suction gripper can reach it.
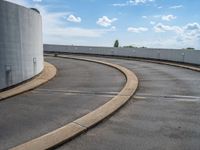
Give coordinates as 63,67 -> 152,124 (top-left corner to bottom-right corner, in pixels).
44,44 -> 200,65
0,1 -> 43,90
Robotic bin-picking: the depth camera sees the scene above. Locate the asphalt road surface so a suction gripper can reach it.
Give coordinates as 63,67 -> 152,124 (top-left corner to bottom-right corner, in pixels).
0,56 -> 125,150
56,56 -> 200,150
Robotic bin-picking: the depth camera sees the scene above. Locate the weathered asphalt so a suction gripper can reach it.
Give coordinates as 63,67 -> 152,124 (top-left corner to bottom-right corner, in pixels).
56,56 -> 200,150
0,56 -> 125,150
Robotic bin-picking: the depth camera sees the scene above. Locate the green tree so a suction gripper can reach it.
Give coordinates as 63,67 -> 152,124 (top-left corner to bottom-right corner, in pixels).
124,45 -> 137,48
114,40 -> 119,47
186,47 -> 195,50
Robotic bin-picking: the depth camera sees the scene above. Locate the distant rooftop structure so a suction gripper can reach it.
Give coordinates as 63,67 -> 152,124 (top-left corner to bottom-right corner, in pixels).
30,8 -> 40,14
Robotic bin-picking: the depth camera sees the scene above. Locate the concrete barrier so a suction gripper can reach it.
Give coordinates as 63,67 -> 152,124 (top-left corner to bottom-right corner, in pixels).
44,44 -> 200,65
0,1 -> 43,90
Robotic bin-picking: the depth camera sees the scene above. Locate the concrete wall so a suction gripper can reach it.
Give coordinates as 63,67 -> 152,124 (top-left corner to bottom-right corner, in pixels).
44,44 -> 200,65
0,1 -> 43,90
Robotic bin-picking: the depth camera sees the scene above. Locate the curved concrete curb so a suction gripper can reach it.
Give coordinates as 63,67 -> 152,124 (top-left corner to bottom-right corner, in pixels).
133,59 -> 200,72
10,55 -> 139,150
0,62 -> 57,101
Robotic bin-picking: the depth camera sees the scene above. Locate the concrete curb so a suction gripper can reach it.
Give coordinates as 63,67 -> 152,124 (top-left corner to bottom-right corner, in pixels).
0,62 -> 57,101
135,59 -> 200,72
45,53 -> 200,72
10,55 -> 139,150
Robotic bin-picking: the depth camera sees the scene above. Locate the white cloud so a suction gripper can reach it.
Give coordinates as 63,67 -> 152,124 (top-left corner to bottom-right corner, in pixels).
150,21 -> 155,25
3,2 -> 116,44
184,22 -> 200,31
31,5 -> 116,45
154,23 -> 182,33
154,22 -> 200,35
33,0 -> 42,2
4,0 -> 29,6
142,16 -> 148,19
183,23 -> 200,39
178,23 -> 200,48
162,15 -> 176,21
67,15 -> 81,23
113,0 -> 154,7
110,26 -> 117,31
128,27 -> 148,33
153,22 -> 200,48
153,14 -> 176,21
113,3 -> 128,7
47,27 -> 111,38
129,0 -> 155,5
96,16 -> 117,27
170,5 -> 183,9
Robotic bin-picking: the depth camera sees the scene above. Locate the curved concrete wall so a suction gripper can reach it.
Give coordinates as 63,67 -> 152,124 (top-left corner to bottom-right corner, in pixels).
44,44 -> 200,65
0,1 -> 44,90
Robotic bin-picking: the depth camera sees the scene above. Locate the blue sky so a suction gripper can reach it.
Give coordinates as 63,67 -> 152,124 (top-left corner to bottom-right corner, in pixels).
5,0 -> 200,49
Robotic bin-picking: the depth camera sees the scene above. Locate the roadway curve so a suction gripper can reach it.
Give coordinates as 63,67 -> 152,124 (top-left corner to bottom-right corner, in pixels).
56,56 -> 200,150
0,56 -> 126,150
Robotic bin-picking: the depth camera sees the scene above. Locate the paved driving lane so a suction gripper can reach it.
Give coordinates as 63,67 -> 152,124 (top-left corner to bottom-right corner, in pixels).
0,56 -> 125,150
57,56 -> 200,150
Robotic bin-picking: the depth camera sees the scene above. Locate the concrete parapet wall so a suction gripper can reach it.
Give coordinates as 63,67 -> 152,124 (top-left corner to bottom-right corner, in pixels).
44,44 -> 200,65
0,1 -> 44,90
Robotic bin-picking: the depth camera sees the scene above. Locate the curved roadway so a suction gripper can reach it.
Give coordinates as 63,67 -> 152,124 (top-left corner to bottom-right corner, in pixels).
0,56 -> 125,150
56,56 -> 200,150
0,55 -> 200,150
